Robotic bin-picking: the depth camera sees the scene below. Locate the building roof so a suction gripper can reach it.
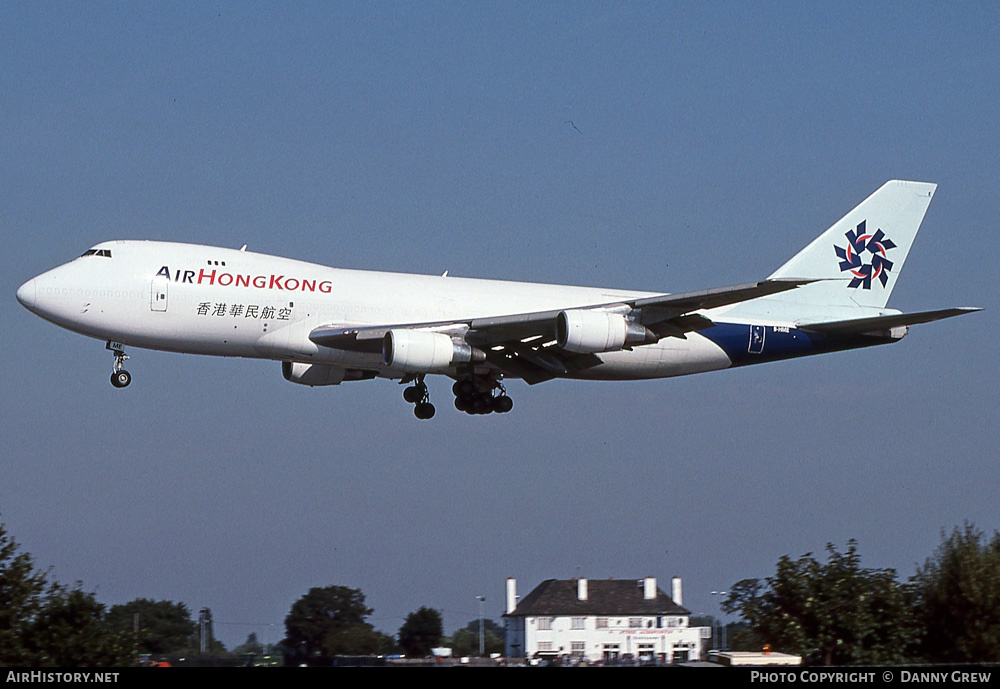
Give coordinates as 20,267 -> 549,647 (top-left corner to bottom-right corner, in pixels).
507,578 -> 690,617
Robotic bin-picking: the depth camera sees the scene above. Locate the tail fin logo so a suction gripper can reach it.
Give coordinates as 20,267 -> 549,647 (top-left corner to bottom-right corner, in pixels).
834,220 -> 897,289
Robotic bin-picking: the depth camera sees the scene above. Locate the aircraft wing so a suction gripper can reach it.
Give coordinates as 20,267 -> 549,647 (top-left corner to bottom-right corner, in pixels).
797,306 -> 982,335
309,278 -> 811,383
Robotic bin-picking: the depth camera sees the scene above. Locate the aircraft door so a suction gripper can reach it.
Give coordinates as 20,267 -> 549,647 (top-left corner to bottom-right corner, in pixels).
150,277 -> 167,312
748,325 -> 765,354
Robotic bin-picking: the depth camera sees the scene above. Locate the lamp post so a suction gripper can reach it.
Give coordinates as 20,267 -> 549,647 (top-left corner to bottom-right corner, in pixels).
476,596 -> 486,656
711,591 -> 727,651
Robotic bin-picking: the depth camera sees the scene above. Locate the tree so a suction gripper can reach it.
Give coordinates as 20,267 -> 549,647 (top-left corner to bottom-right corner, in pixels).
0,522 -> 48,665
234,632 -> 264,656
910,522 -> 1000,663
447,618 -> 504,657
105,599 -> 198,655
398,607 -> 443,657
282,586 -> 381,662
723,541 -> 915,665
27,586 -> 133,666
0,522 -> 133,666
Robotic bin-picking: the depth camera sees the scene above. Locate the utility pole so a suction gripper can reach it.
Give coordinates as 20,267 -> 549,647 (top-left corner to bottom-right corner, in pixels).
710,591 -> 727,651
198,608 -> 212,654
476,596 -> 486,656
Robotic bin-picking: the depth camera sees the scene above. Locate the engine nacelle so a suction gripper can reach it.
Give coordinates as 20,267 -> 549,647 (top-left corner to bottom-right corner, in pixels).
382,330 -> 484,372
282,361 -> 347,386
556,310 -> 655,353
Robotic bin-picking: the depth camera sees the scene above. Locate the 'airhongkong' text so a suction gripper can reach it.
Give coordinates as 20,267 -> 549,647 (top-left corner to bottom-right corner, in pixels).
156,267 -> 333,293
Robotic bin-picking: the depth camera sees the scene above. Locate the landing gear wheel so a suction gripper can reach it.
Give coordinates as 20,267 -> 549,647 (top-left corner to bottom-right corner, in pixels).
111,370 -> 132,388
414,402 -> 436,419
452,375 -> 514,416
492,395 -> 513,413
108,344 -> 131,388
472,393 -> 493,414
453,379 -> 475,397
404,377 -> 435,419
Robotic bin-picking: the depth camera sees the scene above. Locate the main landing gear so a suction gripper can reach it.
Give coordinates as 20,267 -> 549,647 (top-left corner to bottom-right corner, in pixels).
109,344 -> 132,388
452,377 -> 513,415
401,375 -> 514,419
402,377 -> 436,419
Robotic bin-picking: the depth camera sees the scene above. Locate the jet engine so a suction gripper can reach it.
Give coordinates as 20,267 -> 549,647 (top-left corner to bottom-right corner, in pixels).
556,309 -> 656,353
282,361 -> 347,386
382,330 -> 484,372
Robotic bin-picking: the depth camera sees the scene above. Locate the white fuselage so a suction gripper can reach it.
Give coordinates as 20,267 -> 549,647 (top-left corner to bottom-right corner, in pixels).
17,240 -> 735,381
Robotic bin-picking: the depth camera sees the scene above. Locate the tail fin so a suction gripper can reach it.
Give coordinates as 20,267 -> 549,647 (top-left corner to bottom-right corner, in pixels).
768,180 -> 936,309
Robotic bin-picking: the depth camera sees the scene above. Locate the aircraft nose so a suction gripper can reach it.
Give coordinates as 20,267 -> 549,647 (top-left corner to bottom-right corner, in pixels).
16,278 -> 36,311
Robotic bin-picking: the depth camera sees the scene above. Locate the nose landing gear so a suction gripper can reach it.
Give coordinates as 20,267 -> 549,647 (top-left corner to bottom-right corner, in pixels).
107,342 -> 131,388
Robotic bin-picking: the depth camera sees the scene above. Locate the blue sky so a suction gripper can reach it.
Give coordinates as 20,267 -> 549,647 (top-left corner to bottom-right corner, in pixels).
2,2 -> 997,649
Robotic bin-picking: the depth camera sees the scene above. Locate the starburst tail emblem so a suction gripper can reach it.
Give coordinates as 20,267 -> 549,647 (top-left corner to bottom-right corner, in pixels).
834,220 -> 897,289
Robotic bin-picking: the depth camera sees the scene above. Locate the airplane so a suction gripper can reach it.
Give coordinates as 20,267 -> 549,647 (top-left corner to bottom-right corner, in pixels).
16,180 -> 979,419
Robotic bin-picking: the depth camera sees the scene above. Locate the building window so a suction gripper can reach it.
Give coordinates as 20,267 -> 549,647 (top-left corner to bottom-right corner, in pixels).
538,641 -> 552,651
667,617 -> 681,628
629,617 -> 642,628
571,641 -> 585,655
596,617 -> 608,629
537,617 -> 553,630
571,617 -> 585,630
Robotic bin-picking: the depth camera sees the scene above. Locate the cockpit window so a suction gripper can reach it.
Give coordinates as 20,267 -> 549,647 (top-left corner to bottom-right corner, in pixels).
80,249 -> 112,258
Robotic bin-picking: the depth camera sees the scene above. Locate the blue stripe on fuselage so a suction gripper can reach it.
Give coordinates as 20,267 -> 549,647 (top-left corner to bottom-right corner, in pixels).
701,323 -> 896,367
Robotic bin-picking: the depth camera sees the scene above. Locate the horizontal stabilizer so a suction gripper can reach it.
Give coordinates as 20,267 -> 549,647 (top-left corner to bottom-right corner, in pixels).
799,307 -> 981,335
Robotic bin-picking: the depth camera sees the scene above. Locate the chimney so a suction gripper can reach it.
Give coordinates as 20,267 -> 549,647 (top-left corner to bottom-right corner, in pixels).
671,576 -> 682,606
578,578 -> 588,601
506,578 -> 517,614
643,576 -> 656,600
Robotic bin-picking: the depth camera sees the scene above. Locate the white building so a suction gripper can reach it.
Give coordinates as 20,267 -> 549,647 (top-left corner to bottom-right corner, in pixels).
504,576 -> 710,664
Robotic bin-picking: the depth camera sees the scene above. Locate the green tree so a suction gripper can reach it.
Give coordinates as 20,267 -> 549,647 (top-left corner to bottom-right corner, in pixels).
27,586 -> 133,666
234,632 -> 264,656
0,522 -> 133,667
725,621 -> 766,652
398,606 -> 443,657
447,619 -> 504,657
105,599 -> 198,655
723,541 -> 915,665
282,585 -> 381,662
910,522 -> 1000,663
372,630 -> 401,655
0,522 -> 48,665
